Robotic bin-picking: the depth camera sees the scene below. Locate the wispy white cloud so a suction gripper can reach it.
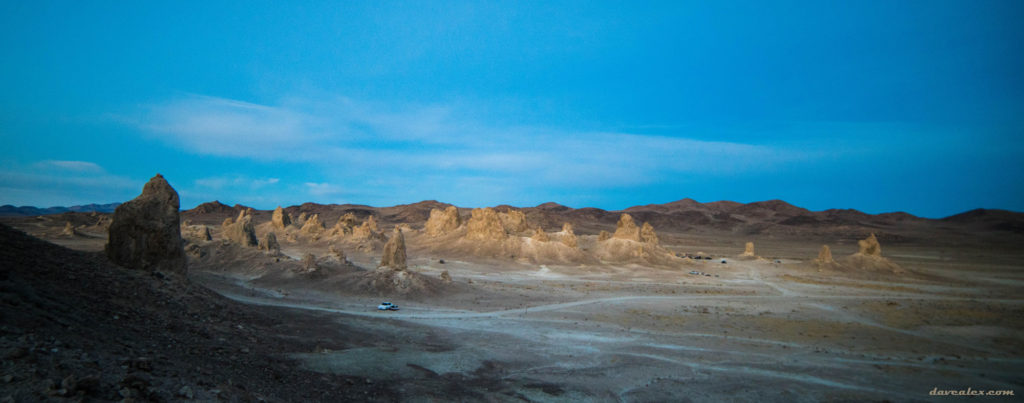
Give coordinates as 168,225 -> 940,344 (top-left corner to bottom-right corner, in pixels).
305,182 -> 346,197
0,166 -> 139,206
33,160 -> 105,173
194,176 -> 280,190
124,94 -> 817,204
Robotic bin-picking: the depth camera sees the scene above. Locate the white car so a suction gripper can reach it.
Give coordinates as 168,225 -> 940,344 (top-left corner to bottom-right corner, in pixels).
377,302 -> 399,311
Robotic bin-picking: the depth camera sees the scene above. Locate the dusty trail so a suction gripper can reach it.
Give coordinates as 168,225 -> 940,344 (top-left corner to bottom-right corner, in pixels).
222,289 -> 1023,322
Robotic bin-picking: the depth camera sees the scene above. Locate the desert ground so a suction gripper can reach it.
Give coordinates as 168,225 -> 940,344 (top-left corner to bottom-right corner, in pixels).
2,194 -> 1023,402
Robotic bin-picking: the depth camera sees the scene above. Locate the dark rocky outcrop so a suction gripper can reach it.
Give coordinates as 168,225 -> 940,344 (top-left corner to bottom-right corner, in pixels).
105,174 -> 187,276
258,232 -> 280,254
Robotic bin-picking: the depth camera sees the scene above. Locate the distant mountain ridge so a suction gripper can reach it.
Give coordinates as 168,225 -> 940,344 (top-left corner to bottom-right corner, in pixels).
8,198 -> 1024,236
0,203 -> 121,217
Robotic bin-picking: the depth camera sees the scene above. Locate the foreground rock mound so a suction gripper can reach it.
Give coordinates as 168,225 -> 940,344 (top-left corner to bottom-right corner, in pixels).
425,206 -> 461,236
378,227 -> 407,270
1,224 -> 393,401
105,174 -> 187,276
329,213 -> 359,237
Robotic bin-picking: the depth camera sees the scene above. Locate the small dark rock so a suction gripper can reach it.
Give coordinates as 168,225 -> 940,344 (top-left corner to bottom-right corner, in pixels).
178,385 -> 194,399
5,347 -> 28,360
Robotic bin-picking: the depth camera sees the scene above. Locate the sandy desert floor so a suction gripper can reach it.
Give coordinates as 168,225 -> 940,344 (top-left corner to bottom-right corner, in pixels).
190,242 -> 1023,402
6,213 -> 1022,402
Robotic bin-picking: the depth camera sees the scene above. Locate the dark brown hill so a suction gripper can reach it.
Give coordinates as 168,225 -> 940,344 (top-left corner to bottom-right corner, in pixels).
379,200 -> 452,226
941,208 -> 1024,234
185,200 -> 235,214
164,197 -> 1024,248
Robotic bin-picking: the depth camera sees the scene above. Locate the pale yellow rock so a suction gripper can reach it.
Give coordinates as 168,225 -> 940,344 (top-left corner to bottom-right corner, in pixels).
425,206 -> 462,236
465,208 -> 507,241
613,214 -> 641,241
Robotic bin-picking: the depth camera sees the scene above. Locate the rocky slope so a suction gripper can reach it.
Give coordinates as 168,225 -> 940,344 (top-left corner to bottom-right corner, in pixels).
0,224 -> 401,401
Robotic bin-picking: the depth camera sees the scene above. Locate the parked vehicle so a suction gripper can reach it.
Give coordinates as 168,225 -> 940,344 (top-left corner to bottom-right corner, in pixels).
377,302 -> 399,311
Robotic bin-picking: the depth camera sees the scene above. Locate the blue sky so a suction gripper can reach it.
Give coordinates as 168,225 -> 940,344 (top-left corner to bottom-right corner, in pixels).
1,1 -> 1022,218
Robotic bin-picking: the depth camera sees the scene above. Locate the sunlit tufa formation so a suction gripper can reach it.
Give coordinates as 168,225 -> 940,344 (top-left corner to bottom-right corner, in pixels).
612,213 -> 641,241
858,233 -> 882,256
560,223 -> 578,248
532,226 -> 550,242
640,222 -> 659,245
743,242 -> 756,257
272,206 -> 291,229
223,211 -> 258,247
329,212 -> 359,237
465,207 -> 508,241
425,206 -> 462,236
816,244 -> 834,264
379,227 -> 407,270
498,209 -> 529,233
301,213 -> 325,234
353,215 -> 385,241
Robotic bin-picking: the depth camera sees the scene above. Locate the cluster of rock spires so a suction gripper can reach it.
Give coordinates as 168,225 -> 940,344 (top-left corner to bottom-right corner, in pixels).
427,205 -> 583,253
101,176 -> 461,298
590,213 -> 673,262
352,216 -> 385,241
104,176 -> 909,289
603,214 -> 661,246
813,233 -> 901,273
301,214 -> 325,235
104,174 -> 187,277
329,213 -> 360,237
